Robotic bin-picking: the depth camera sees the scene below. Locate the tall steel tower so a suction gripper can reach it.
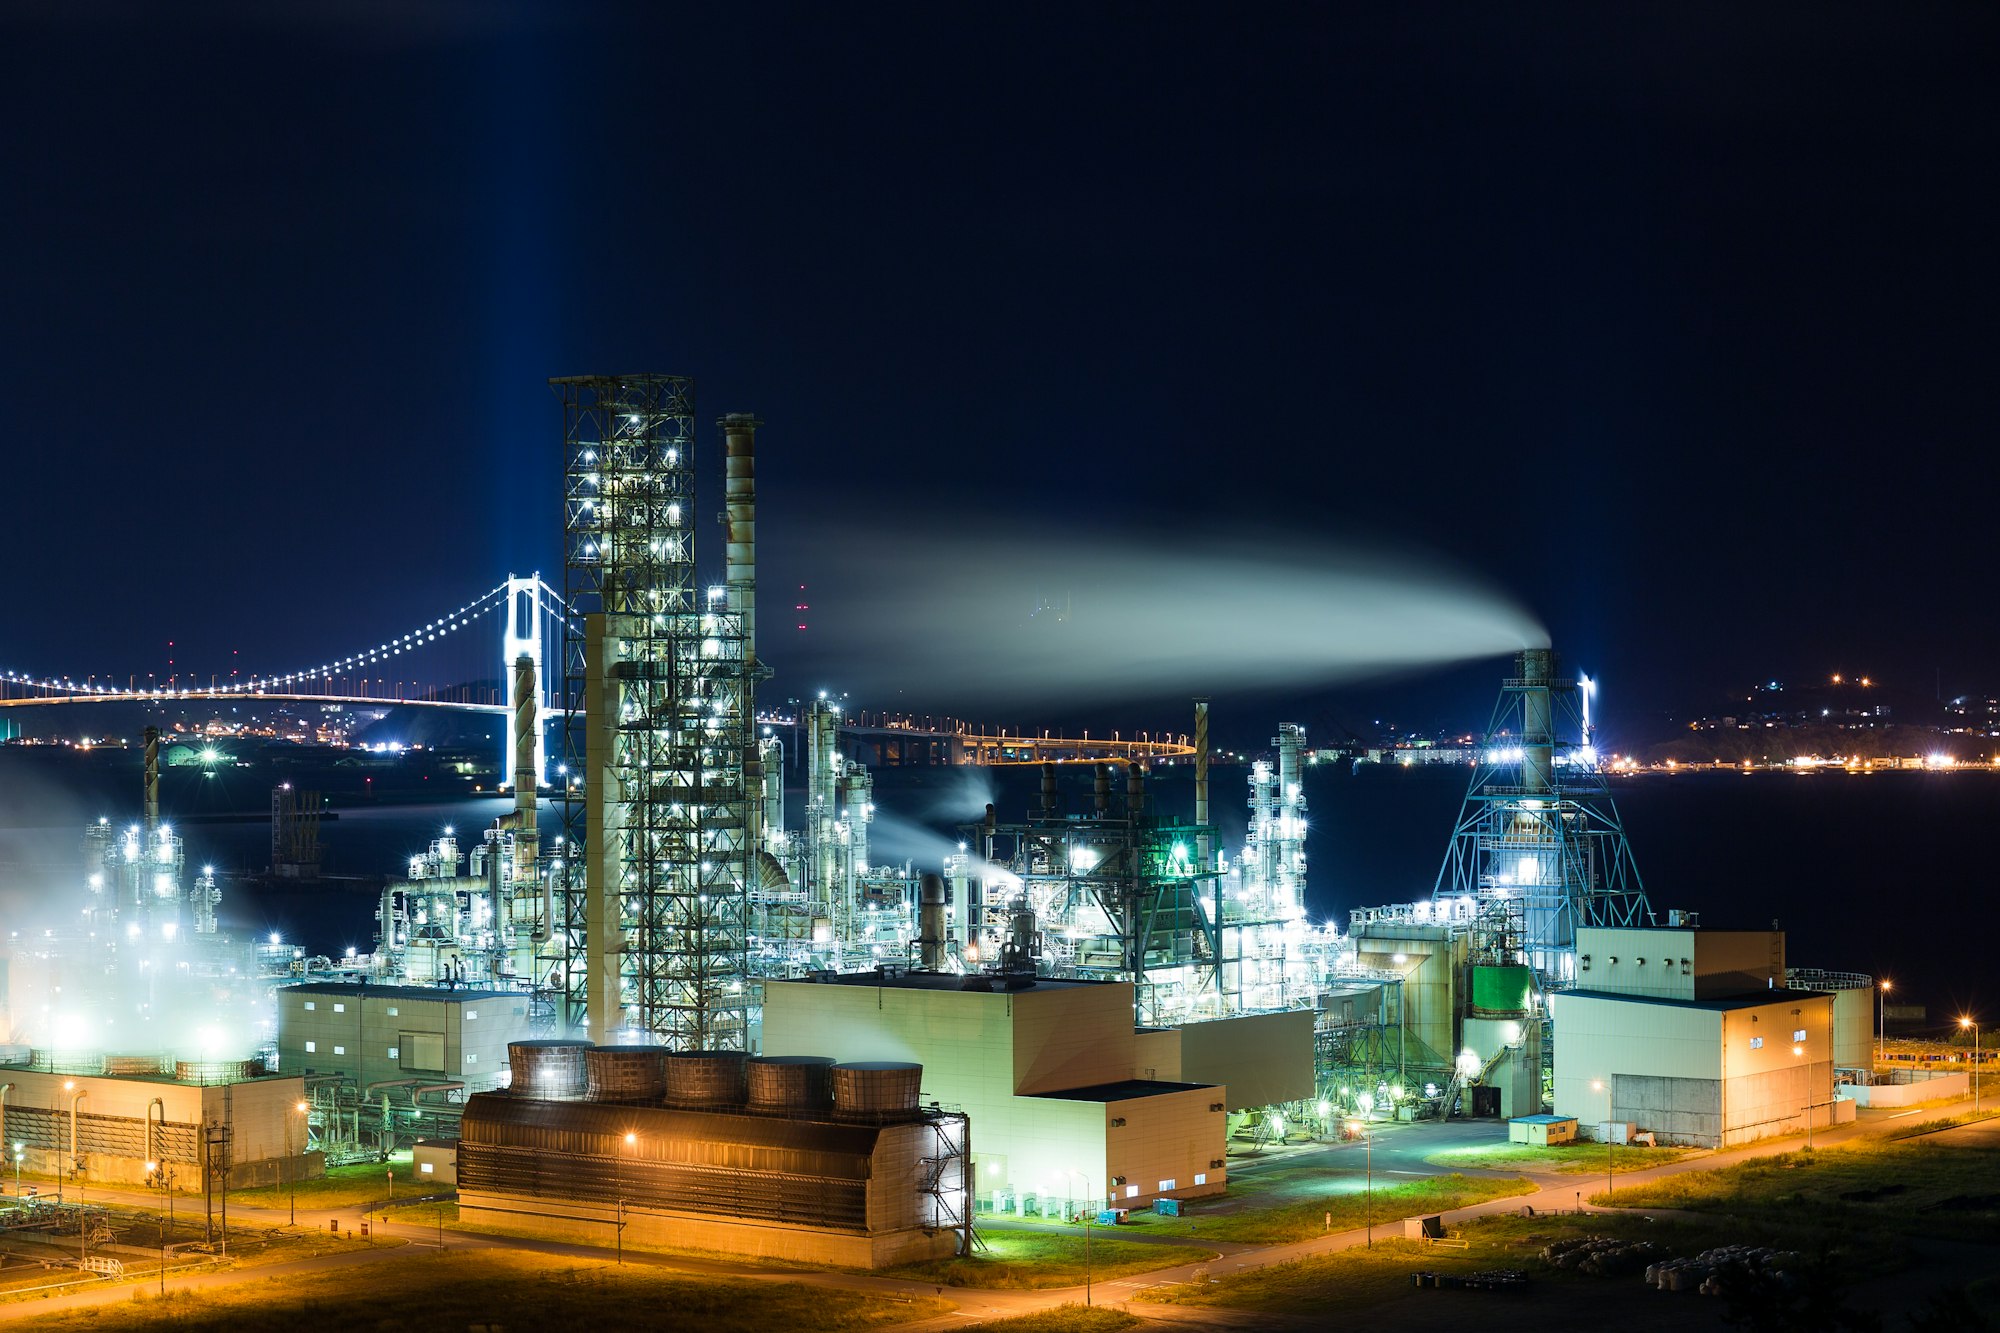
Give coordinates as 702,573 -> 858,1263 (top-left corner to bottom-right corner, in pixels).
554,375 -> 751,1049
1432,648 -> 1649,985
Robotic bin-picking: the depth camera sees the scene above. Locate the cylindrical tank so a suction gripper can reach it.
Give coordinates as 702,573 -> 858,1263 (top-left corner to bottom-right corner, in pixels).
508,1039 -> 593,1100
663,1050 -> 749,1109
745,1054 -> 835,1112
918,872 -> 948,971
830,1061 -> 923,1120
585,1045 -> 667,1102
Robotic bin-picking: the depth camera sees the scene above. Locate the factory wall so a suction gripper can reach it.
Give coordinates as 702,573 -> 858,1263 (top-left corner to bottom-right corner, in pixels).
1552,990 -> 1835,1148
0,1066 -> 311,1188
1575,928 -> 1785,1001
1093,1084 -> 1226,1204
763,977 -> 1227,1210
1172,1011 -> 1315,1109
1134,1029 -> 1181,1081
276,985 -> 533,1093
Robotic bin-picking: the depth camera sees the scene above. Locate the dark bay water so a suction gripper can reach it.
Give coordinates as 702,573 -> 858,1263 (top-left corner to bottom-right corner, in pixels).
2,748 -> 1988,1031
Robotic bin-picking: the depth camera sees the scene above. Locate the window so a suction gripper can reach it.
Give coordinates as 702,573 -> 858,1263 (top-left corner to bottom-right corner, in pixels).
304,1041 -> 316,1053
386,1007 -> 399,1017
333,1045 -> 346,1055
420,1162 -> 434,1175
332,1003 -> 345,1013
465,1053 -> 478,1065
1125,1185 -> 1139,1199
387,1047 -> 399,1060
1750,1037 -> 1764,1050
304,1001 -> 316,1011
1194,1173 -> 1207,1186
1159,1179 -> 1176,1192
1792,1029 -> 1807,1042
465,1010 -> 478,1021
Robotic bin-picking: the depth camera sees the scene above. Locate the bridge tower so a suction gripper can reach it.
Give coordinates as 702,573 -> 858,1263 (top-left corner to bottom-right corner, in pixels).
553,375 -> 752,1051
500,572 -> 548,785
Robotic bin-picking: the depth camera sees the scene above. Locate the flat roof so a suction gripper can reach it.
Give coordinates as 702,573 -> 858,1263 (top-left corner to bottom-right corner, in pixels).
280,982 -> 522,1003
1510,1113 -> 1577,1125
1561,987 -> 1831,1012
769,970 -> 1113,995
1029,1079 -> 1214,1103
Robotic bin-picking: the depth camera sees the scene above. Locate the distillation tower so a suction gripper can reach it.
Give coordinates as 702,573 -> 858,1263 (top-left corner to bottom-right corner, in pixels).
553,377 -> 755,1049
1431,647 -> 1649,984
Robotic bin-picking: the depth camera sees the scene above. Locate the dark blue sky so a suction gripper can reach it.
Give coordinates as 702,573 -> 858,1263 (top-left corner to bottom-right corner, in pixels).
3,3 -> 1994,742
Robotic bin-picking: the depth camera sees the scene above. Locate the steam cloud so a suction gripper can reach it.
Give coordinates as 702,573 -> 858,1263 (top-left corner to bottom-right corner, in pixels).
799,529 -> 1546,705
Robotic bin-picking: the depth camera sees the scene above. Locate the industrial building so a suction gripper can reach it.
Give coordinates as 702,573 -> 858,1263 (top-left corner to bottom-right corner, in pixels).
762,971 -> 1300,1211
0,1057 -> 309,1190
275,982 -> 534,1152
455,1041 -> 968,1267
1551,925 -> 1839,1147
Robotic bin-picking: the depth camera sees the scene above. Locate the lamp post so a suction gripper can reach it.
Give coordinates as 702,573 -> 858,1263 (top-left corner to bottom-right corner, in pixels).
11,1143 -> 20,1198
1064,1169 -> 1093,1305
1878,980 -> 1892,1069
1345,1119 -> 1373,1247
617,1131 -> 636,1265
287,1100 -> 308,1226
1962,1017 -> 1982,1113
1591,1079 -> 1613,1202
147,1162 -> 176,1295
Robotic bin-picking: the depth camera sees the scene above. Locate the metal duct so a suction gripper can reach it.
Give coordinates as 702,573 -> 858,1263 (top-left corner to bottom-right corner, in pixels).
1519,648 -> 1555,795
143,726 -> 160,835
917,872 -> 948,971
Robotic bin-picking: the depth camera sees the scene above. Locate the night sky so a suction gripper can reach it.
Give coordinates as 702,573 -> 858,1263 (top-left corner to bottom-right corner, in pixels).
4,3 -> 1996,741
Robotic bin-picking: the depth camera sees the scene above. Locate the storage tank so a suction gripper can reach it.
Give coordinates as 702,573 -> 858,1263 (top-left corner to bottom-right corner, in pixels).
830,1061 -> 923,1120
508,1039 -> 593,1100
745,1054 -> 835,1112
663,1050 -> 749,1109
174,1059 -> 259,1083
585,1045 -> 667,1102
104,1053 -> 168,1077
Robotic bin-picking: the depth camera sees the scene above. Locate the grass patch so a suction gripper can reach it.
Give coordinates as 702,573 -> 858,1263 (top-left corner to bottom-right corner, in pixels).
882,1230 -> 1212,1289
225,1160 -> 436,1212
1143,1209 -> 1870,1317
1884,1106 -> 2000,1140
1124,1171 -> 1533,1245
21,1248 -> 950,1331
963,1305 -> 1139,1332
1599,1135 -> 2000,1241
1424,1141 -> 1702,1175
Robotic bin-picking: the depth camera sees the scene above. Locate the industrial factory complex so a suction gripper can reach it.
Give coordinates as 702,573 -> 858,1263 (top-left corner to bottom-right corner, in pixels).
0,372 -> 1893,1267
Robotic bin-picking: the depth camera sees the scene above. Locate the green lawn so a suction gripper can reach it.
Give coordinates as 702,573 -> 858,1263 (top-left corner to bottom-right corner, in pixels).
225,1160 -> 436,1212
882,1229 -> 1213,1289
1599,1135 -> 2000,1241
963,1305 -> 1140,1332
22,1249 -> 951,1331
1121,1171 -> 1535,1245
1424,1141 -> 1703,1176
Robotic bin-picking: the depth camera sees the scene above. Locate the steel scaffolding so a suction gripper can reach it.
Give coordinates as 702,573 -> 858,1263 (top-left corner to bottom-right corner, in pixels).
556,375 -> 750,1049
1431,648 -> 1649,987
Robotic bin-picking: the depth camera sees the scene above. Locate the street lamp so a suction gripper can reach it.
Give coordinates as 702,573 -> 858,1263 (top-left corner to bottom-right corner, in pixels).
1962,1017 -> 1982,1113
288,1101 -> 309,1226
1590,1079 -> 1613,1202
1878,980 -> 1892,1069
147,1162 -> 176,1295
617,1131 -> 636,1265
1345,1119 -> 1373,1247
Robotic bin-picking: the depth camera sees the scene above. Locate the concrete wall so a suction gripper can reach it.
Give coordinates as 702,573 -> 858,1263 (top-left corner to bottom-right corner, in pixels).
277,987 -> 534,1093
1576,928 -> 1786,1000
1010,985 -> 1135,1095
1174,1010 -> 1315,1109
1553,992 -> 1721,1131
1096,1084 -> 1227,1205
1134,1029 -> 1181,1081
1839,1071 -> 1969,1107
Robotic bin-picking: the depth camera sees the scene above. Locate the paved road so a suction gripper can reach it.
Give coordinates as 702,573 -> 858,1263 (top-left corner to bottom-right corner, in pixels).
1,1094 -> 1988,1329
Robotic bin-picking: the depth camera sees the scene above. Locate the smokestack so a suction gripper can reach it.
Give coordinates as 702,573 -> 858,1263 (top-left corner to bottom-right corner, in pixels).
1094,765 -> 1111,818
1040,762 -> 1059,819
1519,648 -> 1555,794
512,653 -> 539,906
918,872 -> 948,971
720,414 -> 761,671
1126,761 -> 1146,820
1194,698 -> 1210,868
143,726 -> 160,835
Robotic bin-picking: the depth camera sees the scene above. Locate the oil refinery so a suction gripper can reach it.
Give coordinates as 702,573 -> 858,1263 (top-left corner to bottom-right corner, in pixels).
0,371 -> 1886,1265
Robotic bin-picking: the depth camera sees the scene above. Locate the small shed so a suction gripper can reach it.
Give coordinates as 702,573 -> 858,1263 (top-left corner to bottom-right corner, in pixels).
412,1139 -> 458,1186
1507,1114 -> 1578,1146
